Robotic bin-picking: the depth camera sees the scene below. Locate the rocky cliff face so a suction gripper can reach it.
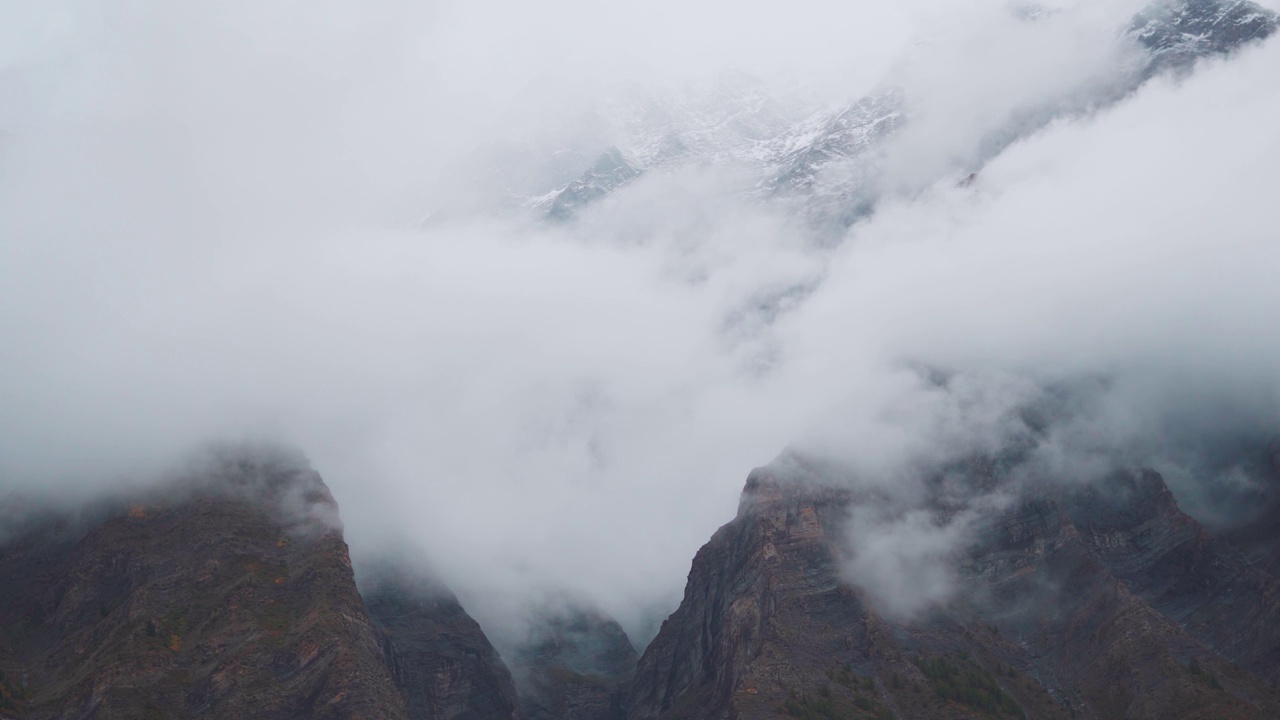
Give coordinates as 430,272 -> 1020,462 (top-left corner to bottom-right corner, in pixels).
6,448 -> 1280,720
1062,471 -> 1280,676
958,480 -> 1280,720
629,456 -> 1280,720
0,450 -> 522,720
628,466 -> 894,720
361,565 -> 522,720
0,450 -> 406,720
1129,0 -> 1277,75
512,608 -> 638,720
544,147 -> 641,220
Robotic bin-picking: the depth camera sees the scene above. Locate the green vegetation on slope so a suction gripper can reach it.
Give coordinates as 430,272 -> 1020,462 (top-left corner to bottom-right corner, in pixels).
782,677 -> 895,720
915,655 -> 1024,719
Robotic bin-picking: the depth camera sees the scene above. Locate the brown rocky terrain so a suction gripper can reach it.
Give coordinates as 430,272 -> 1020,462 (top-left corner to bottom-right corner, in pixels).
512,607 -> 638,720
628,454 -> 1280,720
0,449 -> 518,720
362,563 -> 523,720
0,450 -> 405,719
7,441 -> 1280,720
1061,470 -> 1280,677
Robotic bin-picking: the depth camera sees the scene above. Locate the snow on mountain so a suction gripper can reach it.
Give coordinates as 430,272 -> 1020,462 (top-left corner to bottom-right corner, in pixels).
522,72 -> 821,216
522,0 -> 1276,229
1129,0 -> 1277,74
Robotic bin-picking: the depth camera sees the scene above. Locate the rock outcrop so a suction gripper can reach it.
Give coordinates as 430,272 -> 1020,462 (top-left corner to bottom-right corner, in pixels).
9,441 -> 1280,720
361,564 -> 522,720
546,147 -> 640,220
0,448 -> 407,720
519,0 -> 1277,234
0,448 -> 523,720
513,607 -> 637,720
629,456 -> 1280,720
1063,471 -> 1280,676
1129,0 -> 1277,75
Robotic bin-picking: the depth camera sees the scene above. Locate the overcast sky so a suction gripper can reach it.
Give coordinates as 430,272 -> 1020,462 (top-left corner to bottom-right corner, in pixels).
1,0 -> 1278,645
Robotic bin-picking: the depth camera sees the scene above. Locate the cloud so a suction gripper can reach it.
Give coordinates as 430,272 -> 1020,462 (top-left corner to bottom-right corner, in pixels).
844,502 -> 1000,620
781,37 -> 1280,616
1,0 -> 1278,643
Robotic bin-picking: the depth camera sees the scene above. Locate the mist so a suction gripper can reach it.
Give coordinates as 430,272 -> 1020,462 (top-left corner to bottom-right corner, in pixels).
2,0 -> 1279,644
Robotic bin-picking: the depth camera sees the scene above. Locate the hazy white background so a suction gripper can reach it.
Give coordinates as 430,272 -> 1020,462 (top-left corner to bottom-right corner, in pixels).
1,0 -> 1278,643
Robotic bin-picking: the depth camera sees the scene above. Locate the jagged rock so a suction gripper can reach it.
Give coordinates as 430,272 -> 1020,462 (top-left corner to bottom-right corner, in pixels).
513,607 -> 637,720
546,147 -> 640,220
961,483 -> 1280,719
0,448 -> 532,720
629,456 -> 1280,719
361,564 -> 522,720
1062,470 -> 1280,674
1129,0 -> 1277,75
0,449 -> 407,719
768,0 -> 1278,233
766,90 -> 904,230
520,0 -> 1276,234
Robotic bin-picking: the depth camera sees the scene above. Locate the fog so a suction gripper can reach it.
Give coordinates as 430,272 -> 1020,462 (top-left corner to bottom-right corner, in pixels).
2,0 -> 1279,644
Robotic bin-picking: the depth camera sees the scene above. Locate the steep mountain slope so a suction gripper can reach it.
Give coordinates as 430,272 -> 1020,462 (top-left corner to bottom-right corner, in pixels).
1129,0 -> 1277,74
545,147 -> 641,221
762,0 -> 1276,232
0,450 -> 524,720
362,564 -> 523,720
525,73 -> 808,218
1218,443 -> 1280,578
960,481 -> 1280,719
764,90 -> 903,229
1062,471 -> 1280,675
512,607 -> 638,720
529,0 -> 1276,225
629,457 -> 1280,720
0,451 -> 406,720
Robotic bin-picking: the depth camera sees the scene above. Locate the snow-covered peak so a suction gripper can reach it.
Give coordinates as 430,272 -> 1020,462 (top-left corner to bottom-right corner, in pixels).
1129,0 -> 1277,74
518,0 -> 1276,225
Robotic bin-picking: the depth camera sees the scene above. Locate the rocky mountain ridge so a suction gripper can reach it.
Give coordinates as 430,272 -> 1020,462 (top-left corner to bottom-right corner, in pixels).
512,608 -> 638,720
362,564 -> 522,720
524,0 -> 1276,228
627,451 -> 1280,719
0,451 -> 518,720
0,458 -> 405,719
6,438 -> 1280,719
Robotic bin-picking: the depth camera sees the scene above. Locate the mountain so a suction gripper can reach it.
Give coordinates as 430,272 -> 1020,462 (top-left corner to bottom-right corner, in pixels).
0,449 -> 518,720
1129,0 -> 1278,75
0,449 -> 404,719
1220,443 -> 1280,577
512,607 -> 638,720
761,89 -> 903,232
525,0 -> 1276,226
544,147 -> 641,221
7,446 -> 1280,720
524,72 -> 810,219
1058,470 -> 1280,676
627,454 -> 1280,720
757,0 -> 1276,232
362,564 -> 523,720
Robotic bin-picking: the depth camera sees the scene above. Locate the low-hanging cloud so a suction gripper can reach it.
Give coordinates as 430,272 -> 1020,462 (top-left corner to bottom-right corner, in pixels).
790,36 -> 1280,615
2,0 -> 1279,643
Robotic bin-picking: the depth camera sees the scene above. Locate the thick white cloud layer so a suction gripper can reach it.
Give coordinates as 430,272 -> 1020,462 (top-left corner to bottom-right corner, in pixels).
1,0 -> 1278,641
